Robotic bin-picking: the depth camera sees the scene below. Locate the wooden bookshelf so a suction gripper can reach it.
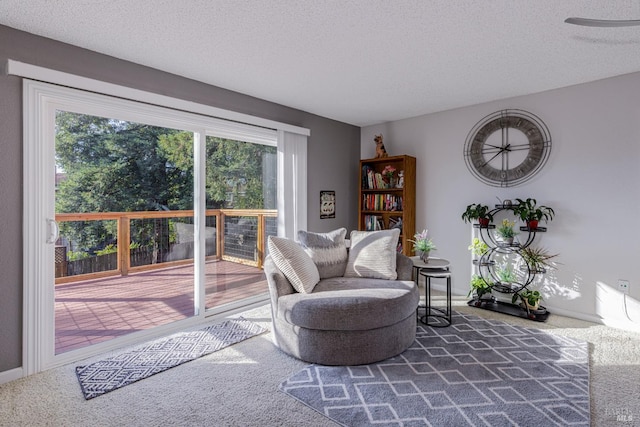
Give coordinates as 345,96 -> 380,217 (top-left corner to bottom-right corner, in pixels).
358,155 -> 416,256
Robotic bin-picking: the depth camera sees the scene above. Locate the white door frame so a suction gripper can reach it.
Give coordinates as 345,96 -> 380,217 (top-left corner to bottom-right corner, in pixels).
21,75 -> 308,375
23,81 -> 211,372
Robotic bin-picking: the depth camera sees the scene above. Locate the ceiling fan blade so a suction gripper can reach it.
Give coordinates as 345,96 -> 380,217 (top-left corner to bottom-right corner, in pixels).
565,17 -> 640,27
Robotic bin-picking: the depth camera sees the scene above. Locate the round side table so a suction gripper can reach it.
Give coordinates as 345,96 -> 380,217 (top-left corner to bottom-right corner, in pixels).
411,256 -> 450,284
412,257 -> 452,327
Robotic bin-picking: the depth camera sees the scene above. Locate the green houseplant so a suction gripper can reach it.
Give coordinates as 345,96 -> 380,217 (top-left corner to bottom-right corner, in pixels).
409,229 -> 437,262
520,246 -> 559,273
495,218 -> 518,244
461,203 -> 494,227
468,237 -> 489,257
513,198 -> 554,229
513,289 -> 543,311
467,274 -> 493,302
496,264 -> 518,285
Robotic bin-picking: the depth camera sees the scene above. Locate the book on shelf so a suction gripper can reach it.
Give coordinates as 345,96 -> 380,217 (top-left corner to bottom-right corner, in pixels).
362,165 -> 370,189
363,215 -> 384,231
361,165 -> 391,190
362,194 -> 403,211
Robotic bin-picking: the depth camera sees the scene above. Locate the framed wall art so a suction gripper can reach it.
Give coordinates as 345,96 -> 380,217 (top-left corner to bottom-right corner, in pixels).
320,191 -> 336,219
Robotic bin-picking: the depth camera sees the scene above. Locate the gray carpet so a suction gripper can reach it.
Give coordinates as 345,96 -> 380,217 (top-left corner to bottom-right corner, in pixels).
76,317 -> 267,399
1,302 -> 639,426
280,311 -> 589,426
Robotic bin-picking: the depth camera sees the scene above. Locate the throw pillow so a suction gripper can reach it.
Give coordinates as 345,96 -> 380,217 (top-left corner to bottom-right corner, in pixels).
344,229 -> 400,280
297,228 -> 348,279
267,236 -> 320,293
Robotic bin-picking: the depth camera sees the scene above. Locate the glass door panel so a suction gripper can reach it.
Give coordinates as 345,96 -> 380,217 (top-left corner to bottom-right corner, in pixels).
204,136 -> 277,311
54,111 -> 196,354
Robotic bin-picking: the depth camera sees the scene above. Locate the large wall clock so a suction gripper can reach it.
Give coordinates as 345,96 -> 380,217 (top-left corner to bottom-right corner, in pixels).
464,109 -> 552,187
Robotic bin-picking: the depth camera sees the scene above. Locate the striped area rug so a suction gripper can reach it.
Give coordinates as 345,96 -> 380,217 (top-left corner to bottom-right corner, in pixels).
76,317 -> 267,399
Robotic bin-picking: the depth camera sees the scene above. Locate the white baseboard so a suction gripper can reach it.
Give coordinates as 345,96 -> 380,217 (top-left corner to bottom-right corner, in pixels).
428,285 -> 626,328
543,305 -> 602,324
0,367 -> 24,385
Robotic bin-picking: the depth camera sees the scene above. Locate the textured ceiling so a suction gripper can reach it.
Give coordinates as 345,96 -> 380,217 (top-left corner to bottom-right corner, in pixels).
2,1 -> 640,126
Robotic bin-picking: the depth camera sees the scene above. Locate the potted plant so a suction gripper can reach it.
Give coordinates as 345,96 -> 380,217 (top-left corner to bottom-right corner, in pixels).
468,237 -> 489,257
409,229 -> 437,262
513,198 -> 554,229
461,203 -> 494,227
513,289 -> 544,312
520,246 -> 559,273
496,264 -> 518,286
382,164 -> 396,188
495,218 -> 518,245
467,274 -> 493,305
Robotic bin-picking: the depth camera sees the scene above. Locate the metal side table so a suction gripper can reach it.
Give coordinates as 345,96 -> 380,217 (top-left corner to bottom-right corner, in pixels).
413,257 -> 452,327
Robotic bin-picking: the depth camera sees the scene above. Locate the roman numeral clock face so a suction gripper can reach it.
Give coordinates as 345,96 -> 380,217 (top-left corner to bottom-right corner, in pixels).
464,110 -> 552,187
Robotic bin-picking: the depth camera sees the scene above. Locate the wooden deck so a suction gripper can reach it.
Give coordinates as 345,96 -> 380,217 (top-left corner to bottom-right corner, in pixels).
55,259 -> 267,354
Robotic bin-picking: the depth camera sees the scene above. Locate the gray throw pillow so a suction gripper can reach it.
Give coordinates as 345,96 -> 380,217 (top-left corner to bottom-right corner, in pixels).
297,228 -> 348,279
267,236 -> 320,293
344,229 -> 400,280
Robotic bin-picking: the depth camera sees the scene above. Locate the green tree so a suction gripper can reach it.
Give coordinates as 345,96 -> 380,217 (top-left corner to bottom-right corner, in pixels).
55,112 -> 193,257
157,131 -> 194,210
205,136 -> 276,209
55,112 -> 276,264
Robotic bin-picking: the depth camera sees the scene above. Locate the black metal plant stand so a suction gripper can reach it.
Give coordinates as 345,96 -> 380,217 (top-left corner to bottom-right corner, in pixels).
467,204 -> 550,322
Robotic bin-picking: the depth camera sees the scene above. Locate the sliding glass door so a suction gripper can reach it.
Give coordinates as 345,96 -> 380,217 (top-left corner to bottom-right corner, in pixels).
203,136 -> 277,311
23,78 -> 306,374
54,111 -> 197,354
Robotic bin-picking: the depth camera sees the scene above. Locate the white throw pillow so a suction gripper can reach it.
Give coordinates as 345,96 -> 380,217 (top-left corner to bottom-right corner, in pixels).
297,228 -> 348,279
344,229 -> 400,280
268,236 -> 320,293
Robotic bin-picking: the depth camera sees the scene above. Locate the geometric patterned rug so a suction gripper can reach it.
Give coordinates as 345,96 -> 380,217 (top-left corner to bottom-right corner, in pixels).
279,311 -> 589,426
76,317 -> 267,399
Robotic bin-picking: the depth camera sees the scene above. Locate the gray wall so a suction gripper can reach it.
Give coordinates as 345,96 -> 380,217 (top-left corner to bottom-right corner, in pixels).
362,72 -> 640,329
0,24 -> 360,373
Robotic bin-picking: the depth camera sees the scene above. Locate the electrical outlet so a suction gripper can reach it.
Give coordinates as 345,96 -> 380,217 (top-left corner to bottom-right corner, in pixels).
618,279 -> 630,295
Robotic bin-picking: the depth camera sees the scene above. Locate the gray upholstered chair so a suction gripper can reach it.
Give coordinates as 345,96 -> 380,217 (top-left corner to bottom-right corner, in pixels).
264,252 -> 419,365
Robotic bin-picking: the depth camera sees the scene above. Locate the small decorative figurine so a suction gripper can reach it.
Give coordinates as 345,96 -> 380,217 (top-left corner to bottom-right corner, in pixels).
396,170 -> 404,188
374,134 -> 388,158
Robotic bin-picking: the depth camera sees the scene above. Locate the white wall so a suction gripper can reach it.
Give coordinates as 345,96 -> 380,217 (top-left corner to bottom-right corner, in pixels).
362,71 -> 640,328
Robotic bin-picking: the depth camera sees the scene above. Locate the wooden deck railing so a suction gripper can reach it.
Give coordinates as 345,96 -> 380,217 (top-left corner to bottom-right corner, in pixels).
54,209 -> 277,284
